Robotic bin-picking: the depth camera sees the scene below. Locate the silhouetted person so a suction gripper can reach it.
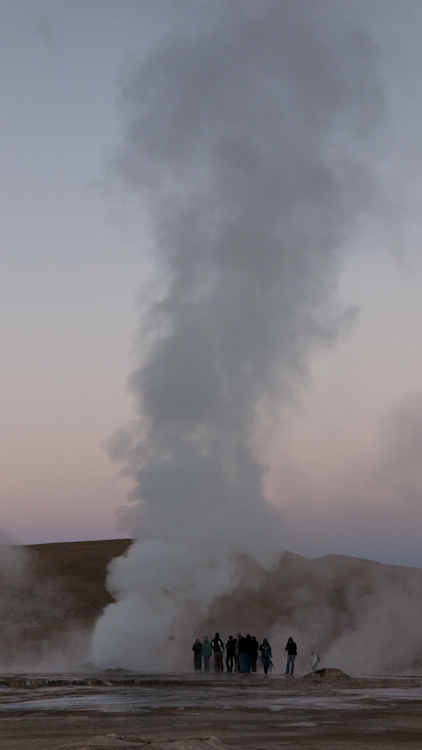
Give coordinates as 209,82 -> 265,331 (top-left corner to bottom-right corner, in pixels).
251,636 -> 259,673
192,639 -> 202,672
235,633 -> 242,672
202,636 -> 212,672
285,637 -> 297,675
242,634 -> 253,673
259,638 -> 272,674
226,635 -> 236,672
237,633 -> 247,672
212,632 -> 224,672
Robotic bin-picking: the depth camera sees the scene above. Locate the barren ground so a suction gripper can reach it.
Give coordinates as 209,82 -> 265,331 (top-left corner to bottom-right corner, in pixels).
0,672 -> 422,749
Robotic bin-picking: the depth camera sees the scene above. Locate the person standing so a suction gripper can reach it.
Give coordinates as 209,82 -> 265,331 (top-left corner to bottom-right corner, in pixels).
285,637 -> 297,675
237,633 -> 247,673
225,636 -> 236,672
192,639 -> 202,672
259,638 -> 272,674
235,633 -> 242,672
202,636 -> 212,672
211,632 -> 224,672
242,634 -> 253,673
310,651 -> 320,672
251,636 -> 259,673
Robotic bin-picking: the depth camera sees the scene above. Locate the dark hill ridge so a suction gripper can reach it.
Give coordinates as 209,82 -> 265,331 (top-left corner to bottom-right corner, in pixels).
201,548 -> 422,638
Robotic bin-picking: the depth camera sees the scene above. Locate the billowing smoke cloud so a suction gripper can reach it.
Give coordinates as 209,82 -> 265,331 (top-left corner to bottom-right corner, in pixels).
92,1 -> 384,670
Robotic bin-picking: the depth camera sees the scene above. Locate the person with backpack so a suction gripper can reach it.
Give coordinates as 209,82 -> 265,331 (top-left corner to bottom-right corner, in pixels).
285,637 -> 297,675
259,638 -> 272,674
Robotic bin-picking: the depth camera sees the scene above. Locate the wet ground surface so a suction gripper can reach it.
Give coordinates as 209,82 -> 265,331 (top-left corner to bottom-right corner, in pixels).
2,677 -> 422,713
1,672 -> 422,748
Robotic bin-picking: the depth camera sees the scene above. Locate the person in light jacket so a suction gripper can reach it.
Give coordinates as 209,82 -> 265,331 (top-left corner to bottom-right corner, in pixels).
202,636 -> 212,672
310,651 -> 320,672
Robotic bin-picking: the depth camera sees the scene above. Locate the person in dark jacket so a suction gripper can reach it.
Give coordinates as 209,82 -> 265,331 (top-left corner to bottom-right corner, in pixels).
211,632 -> 224,672
192,639 -> 202,672
237,634 -> 248,673
241,634 -> 253,673
235,633 -> 242,672
251,636 -> 259,673
285,637 -> 297,675
225,635 -> 236,672
259,638 -> 272,674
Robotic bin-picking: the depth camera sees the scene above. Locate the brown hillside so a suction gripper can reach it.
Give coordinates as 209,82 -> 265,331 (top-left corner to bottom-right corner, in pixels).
28,539 -> 133,624
0,540 -> 132,644
199,550 -> 422,674
0,539 -> 132,669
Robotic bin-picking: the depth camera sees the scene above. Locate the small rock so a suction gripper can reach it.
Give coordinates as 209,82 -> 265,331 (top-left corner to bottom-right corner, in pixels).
303,668 -> 351,680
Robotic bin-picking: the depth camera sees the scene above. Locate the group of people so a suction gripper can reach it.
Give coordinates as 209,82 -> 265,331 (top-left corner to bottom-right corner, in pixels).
192,635 -> 319,675
192,634 -> 301,675
192,633 -> 273,674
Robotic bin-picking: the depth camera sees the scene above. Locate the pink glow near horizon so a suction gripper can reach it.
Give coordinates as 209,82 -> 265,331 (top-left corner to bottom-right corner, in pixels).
1,2 -> 422,569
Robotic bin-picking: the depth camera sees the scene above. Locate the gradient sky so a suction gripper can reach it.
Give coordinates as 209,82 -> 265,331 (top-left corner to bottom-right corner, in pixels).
2,1 -> 422,566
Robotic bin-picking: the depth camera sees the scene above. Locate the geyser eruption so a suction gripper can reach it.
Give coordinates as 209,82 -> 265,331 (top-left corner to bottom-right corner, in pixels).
92,1 -> 383,670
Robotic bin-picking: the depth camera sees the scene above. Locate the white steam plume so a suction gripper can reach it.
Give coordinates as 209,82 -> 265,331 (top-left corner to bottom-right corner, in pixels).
92,1 -> 384,671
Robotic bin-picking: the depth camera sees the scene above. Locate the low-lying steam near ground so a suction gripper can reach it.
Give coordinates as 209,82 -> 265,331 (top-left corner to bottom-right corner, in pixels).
0,543 -> 89,671
199,551 -> 422,676
91,2 -> 395,672
1,540 -> 422,676
0,540 -> 131,672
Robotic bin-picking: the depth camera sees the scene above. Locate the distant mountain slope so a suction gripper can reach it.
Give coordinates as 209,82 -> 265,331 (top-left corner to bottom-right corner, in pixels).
199,550 -> 422,674
0,539 -> 132,669
28,539 -> 133,624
